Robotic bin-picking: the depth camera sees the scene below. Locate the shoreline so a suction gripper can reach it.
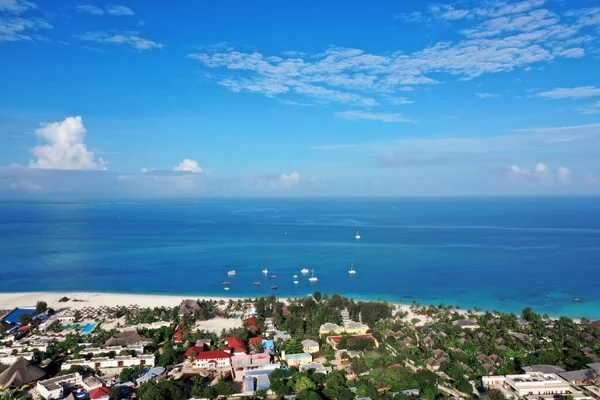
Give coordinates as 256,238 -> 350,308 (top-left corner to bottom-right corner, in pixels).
0,291 -> 586,322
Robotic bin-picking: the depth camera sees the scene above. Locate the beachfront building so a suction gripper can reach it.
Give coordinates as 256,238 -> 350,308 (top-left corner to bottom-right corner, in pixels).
223,337 -> 247,355
192,350 -> 232,369
178,299 -> 200,317
319,323 -> 344,335
452,319 -> 480,330
0,350 -> 34,365
482,373 -> 584,398
281,351 -> 312,367
61,354 -> 155,373
38,318 -> 59,333
105,331 -> 151,347
82,344 -> 145,357
319,321 -> 370,336
301,339 -> 320,354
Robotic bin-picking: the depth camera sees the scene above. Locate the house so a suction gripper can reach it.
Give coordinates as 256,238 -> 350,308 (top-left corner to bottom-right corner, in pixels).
452,319 -> 480,330
426,357 -> 447,371
299,362 -> 329,374
244,369 -> 272,394
81,344 -> 145,357
336,350 -> 363,363
193,350 -> 232,369
326,334 -> 379,350
89,386 -> 110,400
343,321 -> 370,335
488,354 -> 503,365
37,373 -> 83,400
195,338 -> 212,348
319,323 -> 344,335
496,338 -> 506,345
301,339 -> 320,354
136,367 -> 166,385
248,336 -> 264,349
184,346 -> 205,359
231,353 -> 270,369
223,337 -> 247,355
178,299 -> 200,317
477,332 -> 489,340
105,330 -> 150,347
282,352 -> 312,367
482,363 -> 497,375
476,354 -> 490,363
433,349 -> 449,359
0,357 -> 45,389
245,316 -> 258,326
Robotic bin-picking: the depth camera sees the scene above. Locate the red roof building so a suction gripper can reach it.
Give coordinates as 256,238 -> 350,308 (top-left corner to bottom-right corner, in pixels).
89,386 -> 110,400
245,316 -> 257,325
248,336 -> 265,348
223,337 -> 247,354
193,350 -> 232,369
185,346 -> 205,358
247,324 -> 259,332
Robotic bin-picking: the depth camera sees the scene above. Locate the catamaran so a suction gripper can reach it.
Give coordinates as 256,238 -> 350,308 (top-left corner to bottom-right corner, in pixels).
355,231 -> 361,240
348,263 -> 356,274
309,269 -> 318,282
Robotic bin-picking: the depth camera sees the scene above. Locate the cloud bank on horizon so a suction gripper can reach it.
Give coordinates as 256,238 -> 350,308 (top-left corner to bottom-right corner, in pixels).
0,0 -> 599,197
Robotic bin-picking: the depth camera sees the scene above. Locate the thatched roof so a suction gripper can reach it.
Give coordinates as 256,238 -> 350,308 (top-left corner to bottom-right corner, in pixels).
178,299 -> 200,316
105,330 -> 149,347
0,358 -> 45,388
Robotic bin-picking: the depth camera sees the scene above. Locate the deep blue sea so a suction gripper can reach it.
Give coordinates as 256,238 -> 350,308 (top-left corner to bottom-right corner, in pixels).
0,198 -> 599,319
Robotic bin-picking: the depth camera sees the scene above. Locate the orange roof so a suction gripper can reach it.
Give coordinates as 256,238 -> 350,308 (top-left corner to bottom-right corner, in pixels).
17,325 -> 30,332
249,336 -> 264,346
185,346 -> 205,357
327,334 -> 377,344
245,316 -> 257,325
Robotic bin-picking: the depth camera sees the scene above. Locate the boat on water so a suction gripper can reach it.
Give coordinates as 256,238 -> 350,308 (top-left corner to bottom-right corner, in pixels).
222,281 -> 230,286
227,270 -> 236,276
271,285 -> 278,290
262,269 -> 269,275
293,274 -> 298,279
545,294 -> 552,298
293,280 -> 299,284
348,263 -> 356,275
224,287 -> 230,291
253,282 -> 261,286
300,268 -> 309,274
269,275 -> 277,279
573,298 -> 581,303
309,269 -> 318,282
355,231 -> 361,240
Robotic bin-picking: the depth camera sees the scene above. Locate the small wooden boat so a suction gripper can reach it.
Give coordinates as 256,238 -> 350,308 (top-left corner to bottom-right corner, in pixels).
224,287 -> 230,291
269,275 -> 277,279
253,282 -> 261,286
271,285 -> 278,290
573,298 -> 581,303
222,282 -> 230,286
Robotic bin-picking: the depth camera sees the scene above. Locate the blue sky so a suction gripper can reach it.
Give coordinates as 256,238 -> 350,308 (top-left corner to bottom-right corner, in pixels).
1,0 -> 600,197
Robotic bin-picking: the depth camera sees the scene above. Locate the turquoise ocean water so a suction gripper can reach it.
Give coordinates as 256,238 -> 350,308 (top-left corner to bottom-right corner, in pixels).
0,197 -> 598,318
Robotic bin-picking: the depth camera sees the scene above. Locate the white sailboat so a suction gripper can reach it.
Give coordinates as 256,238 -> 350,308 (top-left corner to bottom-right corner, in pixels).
293,280 -> 299,284
348,263 -> 356,274
309,269 -> 318,282
262,269 -> 269,275
300,268 -> 309,274
227,270 -> 236,276
293,275 -> 298,279
355,231 -> 361,240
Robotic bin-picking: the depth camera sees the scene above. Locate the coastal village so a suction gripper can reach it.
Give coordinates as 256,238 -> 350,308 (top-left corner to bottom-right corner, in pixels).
1,294 -> 600,400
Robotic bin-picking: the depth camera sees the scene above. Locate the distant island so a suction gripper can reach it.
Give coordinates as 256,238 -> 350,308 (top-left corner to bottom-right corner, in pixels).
1,291 -> 599,400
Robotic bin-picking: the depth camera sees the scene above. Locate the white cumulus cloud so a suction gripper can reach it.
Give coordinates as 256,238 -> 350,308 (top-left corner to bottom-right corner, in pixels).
508,162 -> 571,184
536,86 -> 600,99
173,159 -> 204,173
29,116 -> 108,170
106,4 -> 134,16
0,0 -> 36,14
336,110 -> 415,123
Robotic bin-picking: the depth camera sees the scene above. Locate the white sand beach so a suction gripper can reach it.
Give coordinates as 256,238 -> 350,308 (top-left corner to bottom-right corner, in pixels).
0,292 -> 247,311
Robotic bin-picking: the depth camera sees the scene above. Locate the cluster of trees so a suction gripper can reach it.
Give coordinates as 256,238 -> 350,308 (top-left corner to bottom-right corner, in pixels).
136,376 -> 239,400
348,301 -> 394,326
338,336 -> 377,352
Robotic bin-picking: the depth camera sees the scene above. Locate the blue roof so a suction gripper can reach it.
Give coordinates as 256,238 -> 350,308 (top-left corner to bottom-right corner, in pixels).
3,308 -> 36,324
286,353 -> 311,359
256,376 -> 270,390
262,340 -> 274,348
246,370 -> 271,377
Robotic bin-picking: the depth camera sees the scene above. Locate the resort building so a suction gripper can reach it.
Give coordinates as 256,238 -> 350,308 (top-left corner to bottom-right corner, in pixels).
426,357 -> 448,372
81,344 -> 145,356
301,339 -> 320,354
482,373 -> 582,398
452,319 -> 480,330
38,318 -> 59,333
319,323 -> 344,335
0,358 -> 45,389
178,299 -> 200,317
192,350 -> 232,369
0,351 -> 34,365
244,369 -> 272,394
223,337 -> 247,355
104,330 -> 151,347
61,354 -> 155,373
319,321 -> 370,335
35,373 -> 105,400
281,351 -> 312,367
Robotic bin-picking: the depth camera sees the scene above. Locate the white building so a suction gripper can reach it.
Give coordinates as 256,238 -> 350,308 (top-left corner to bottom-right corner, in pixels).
81,344 -> 145,356
483,373 -> 584,398
37,373 -> 82,400
281,351 -> 312,367
38,318 -> 59,333
0,351 -> 34,365
192,350 -> 232,369
301,339 -> 320,354
61,354 -> 155,372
